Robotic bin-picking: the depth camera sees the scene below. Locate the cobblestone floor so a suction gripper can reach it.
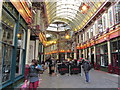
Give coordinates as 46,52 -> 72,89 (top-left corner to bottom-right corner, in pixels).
38,69 -> 119,88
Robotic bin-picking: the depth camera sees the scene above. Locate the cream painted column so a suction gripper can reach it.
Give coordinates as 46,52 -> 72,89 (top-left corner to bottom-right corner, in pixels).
79,50 -> 81,58
74,42 -> 77,59
94,46 -> 96,63
86,49 -> 87,59
25,29 -> 31,64
35,39 -> 39,60
107,41 -> 111,64
0,1 -> 3,88
65,52 -> 67,59
36,10 -> 40,25
41,45 -> 43,61
57,34 -> 59,59
83,49 -> 85,59
74,53 -> 77,59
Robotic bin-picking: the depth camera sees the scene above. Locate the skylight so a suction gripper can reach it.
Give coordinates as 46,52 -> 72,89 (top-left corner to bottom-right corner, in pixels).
56,0 -> 82,20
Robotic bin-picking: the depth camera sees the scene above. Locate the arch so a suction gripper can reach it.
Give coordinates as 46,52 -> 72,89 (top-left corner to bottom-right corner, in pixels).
50,17 -> 79,30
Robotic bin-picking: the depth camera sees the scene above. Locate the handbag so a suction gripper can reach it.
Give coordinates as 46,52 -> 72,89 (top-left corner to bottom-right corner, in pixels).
20,80 -> 29,90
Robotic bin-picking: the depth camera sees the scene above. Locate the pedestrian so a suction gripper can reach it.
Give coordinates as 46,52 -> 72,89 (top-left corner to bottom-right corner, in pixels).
27,59 -> 43,90
82,59 -> 91,83
51,57 -> 56,76
47,56 -> 53,75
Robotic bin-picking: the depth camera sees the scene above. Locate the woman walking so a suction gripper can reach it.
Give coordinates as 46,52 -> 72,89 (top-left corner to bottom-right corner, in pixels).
27,59 -> 43,90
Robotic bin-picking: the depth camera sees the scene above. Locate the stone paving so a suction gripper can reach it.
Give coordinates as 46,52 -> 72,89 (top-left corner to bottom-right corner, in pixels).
38,69 -> 119,88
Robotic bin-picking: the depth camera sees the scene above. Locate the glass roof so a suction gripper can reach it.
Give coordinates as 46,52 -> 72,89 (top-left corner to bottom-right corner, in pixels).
46,23 -> 70,31
45,0 -> 104,31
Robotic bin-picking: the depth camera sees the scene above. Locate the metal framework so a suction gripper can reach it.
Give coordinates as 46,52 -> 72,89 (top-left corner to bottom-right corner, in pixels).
45,0 -> 103,31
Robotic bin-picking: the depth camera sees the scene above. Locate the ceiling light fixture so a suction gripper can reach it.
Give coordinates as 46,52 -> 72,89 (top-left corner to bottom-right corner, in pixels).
79,3 -> 90,13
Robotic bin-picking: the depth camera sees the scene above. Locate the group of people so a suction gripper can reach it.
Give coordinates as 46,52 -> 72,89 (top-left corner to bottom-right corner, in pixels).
46,57 -> 92,83
23,57 -> 92,89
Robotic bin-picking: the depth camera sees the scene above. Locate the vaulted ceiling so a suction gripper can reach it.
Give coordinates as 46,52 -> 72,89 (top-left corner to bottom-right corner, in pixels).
45,0 -> 104,31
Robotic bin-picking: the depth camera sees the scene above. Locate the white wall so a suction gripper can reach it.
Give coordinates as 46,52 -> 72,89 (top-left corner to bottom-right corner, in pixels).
28,40 -> 35,64
35,39 -> 39,60
25,29 -> 31,64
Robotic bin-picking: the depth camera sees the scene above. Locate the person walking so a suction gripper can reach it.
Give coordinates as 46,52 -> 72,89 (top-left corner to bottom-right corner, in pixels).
27,59 -> 43,90
82,59 -> 91,83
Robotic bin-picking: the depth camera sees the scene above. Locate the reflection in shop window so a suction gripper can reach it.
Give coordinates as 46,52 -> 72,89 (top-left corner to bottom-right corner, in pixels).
111,41 -> 119,67
112,41 -> 118,52
119,40 -> 120,51
96,45 -> 108,67
15,26 -> 25,77
1,9 -> 15,82
2,45 -> 12,82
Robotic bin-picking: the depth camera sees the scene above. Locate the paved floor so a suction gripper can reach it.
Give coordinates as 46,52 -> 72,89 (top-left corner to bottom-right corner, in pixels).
38,69 -> 119,88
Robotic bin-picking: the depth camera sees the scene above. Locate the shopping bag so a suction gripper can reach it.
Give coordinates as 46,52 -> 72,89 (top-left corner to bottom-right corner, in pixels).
20,80 -> 29,90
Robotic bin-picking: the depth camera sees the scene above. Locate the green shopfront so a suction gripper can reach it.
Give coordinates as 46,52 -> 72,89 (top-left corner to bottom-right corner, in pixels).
0,2 -> 31,89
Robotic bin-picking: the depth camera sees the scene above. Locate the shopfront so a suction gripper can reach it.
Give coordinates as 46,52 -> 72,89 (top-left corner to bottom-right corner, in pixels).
67,52 -> 71,59
0,2 -> 29,88
90,47 -> 94,67
76,49 -> 79,59
110,37 -> 120,74
96,42 -> 108,71
59,52 -> 65,61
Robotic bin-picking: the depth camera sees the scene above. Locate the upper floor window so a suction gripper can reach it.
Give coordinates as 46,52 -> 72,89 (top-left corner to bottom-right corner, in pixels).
87,32 -> 89,40
108,7 -> 114,27
77,35 -> 79,43
102,14 -> 107,31
81,34 -> 83,42
90,27 -> 93,38
114,1 -> 120,24
98,18 -> 103,33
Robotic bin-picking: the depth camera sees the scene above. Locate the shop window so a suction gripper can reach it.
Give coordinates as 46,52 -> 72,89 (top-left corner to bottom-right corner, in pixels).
114,2 -> 120,24
98,18 -> 103,33
118,40 -> 120,51
67,52 -> 70,58
81,50 -> 83,58
101,45 -> 108,67
111,41 -> 119,67
96,44 -> 108,67
1,9 -> 15,44
0,9 -> 15,82
15,26 -> 25,77
112,41 -> 118,52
